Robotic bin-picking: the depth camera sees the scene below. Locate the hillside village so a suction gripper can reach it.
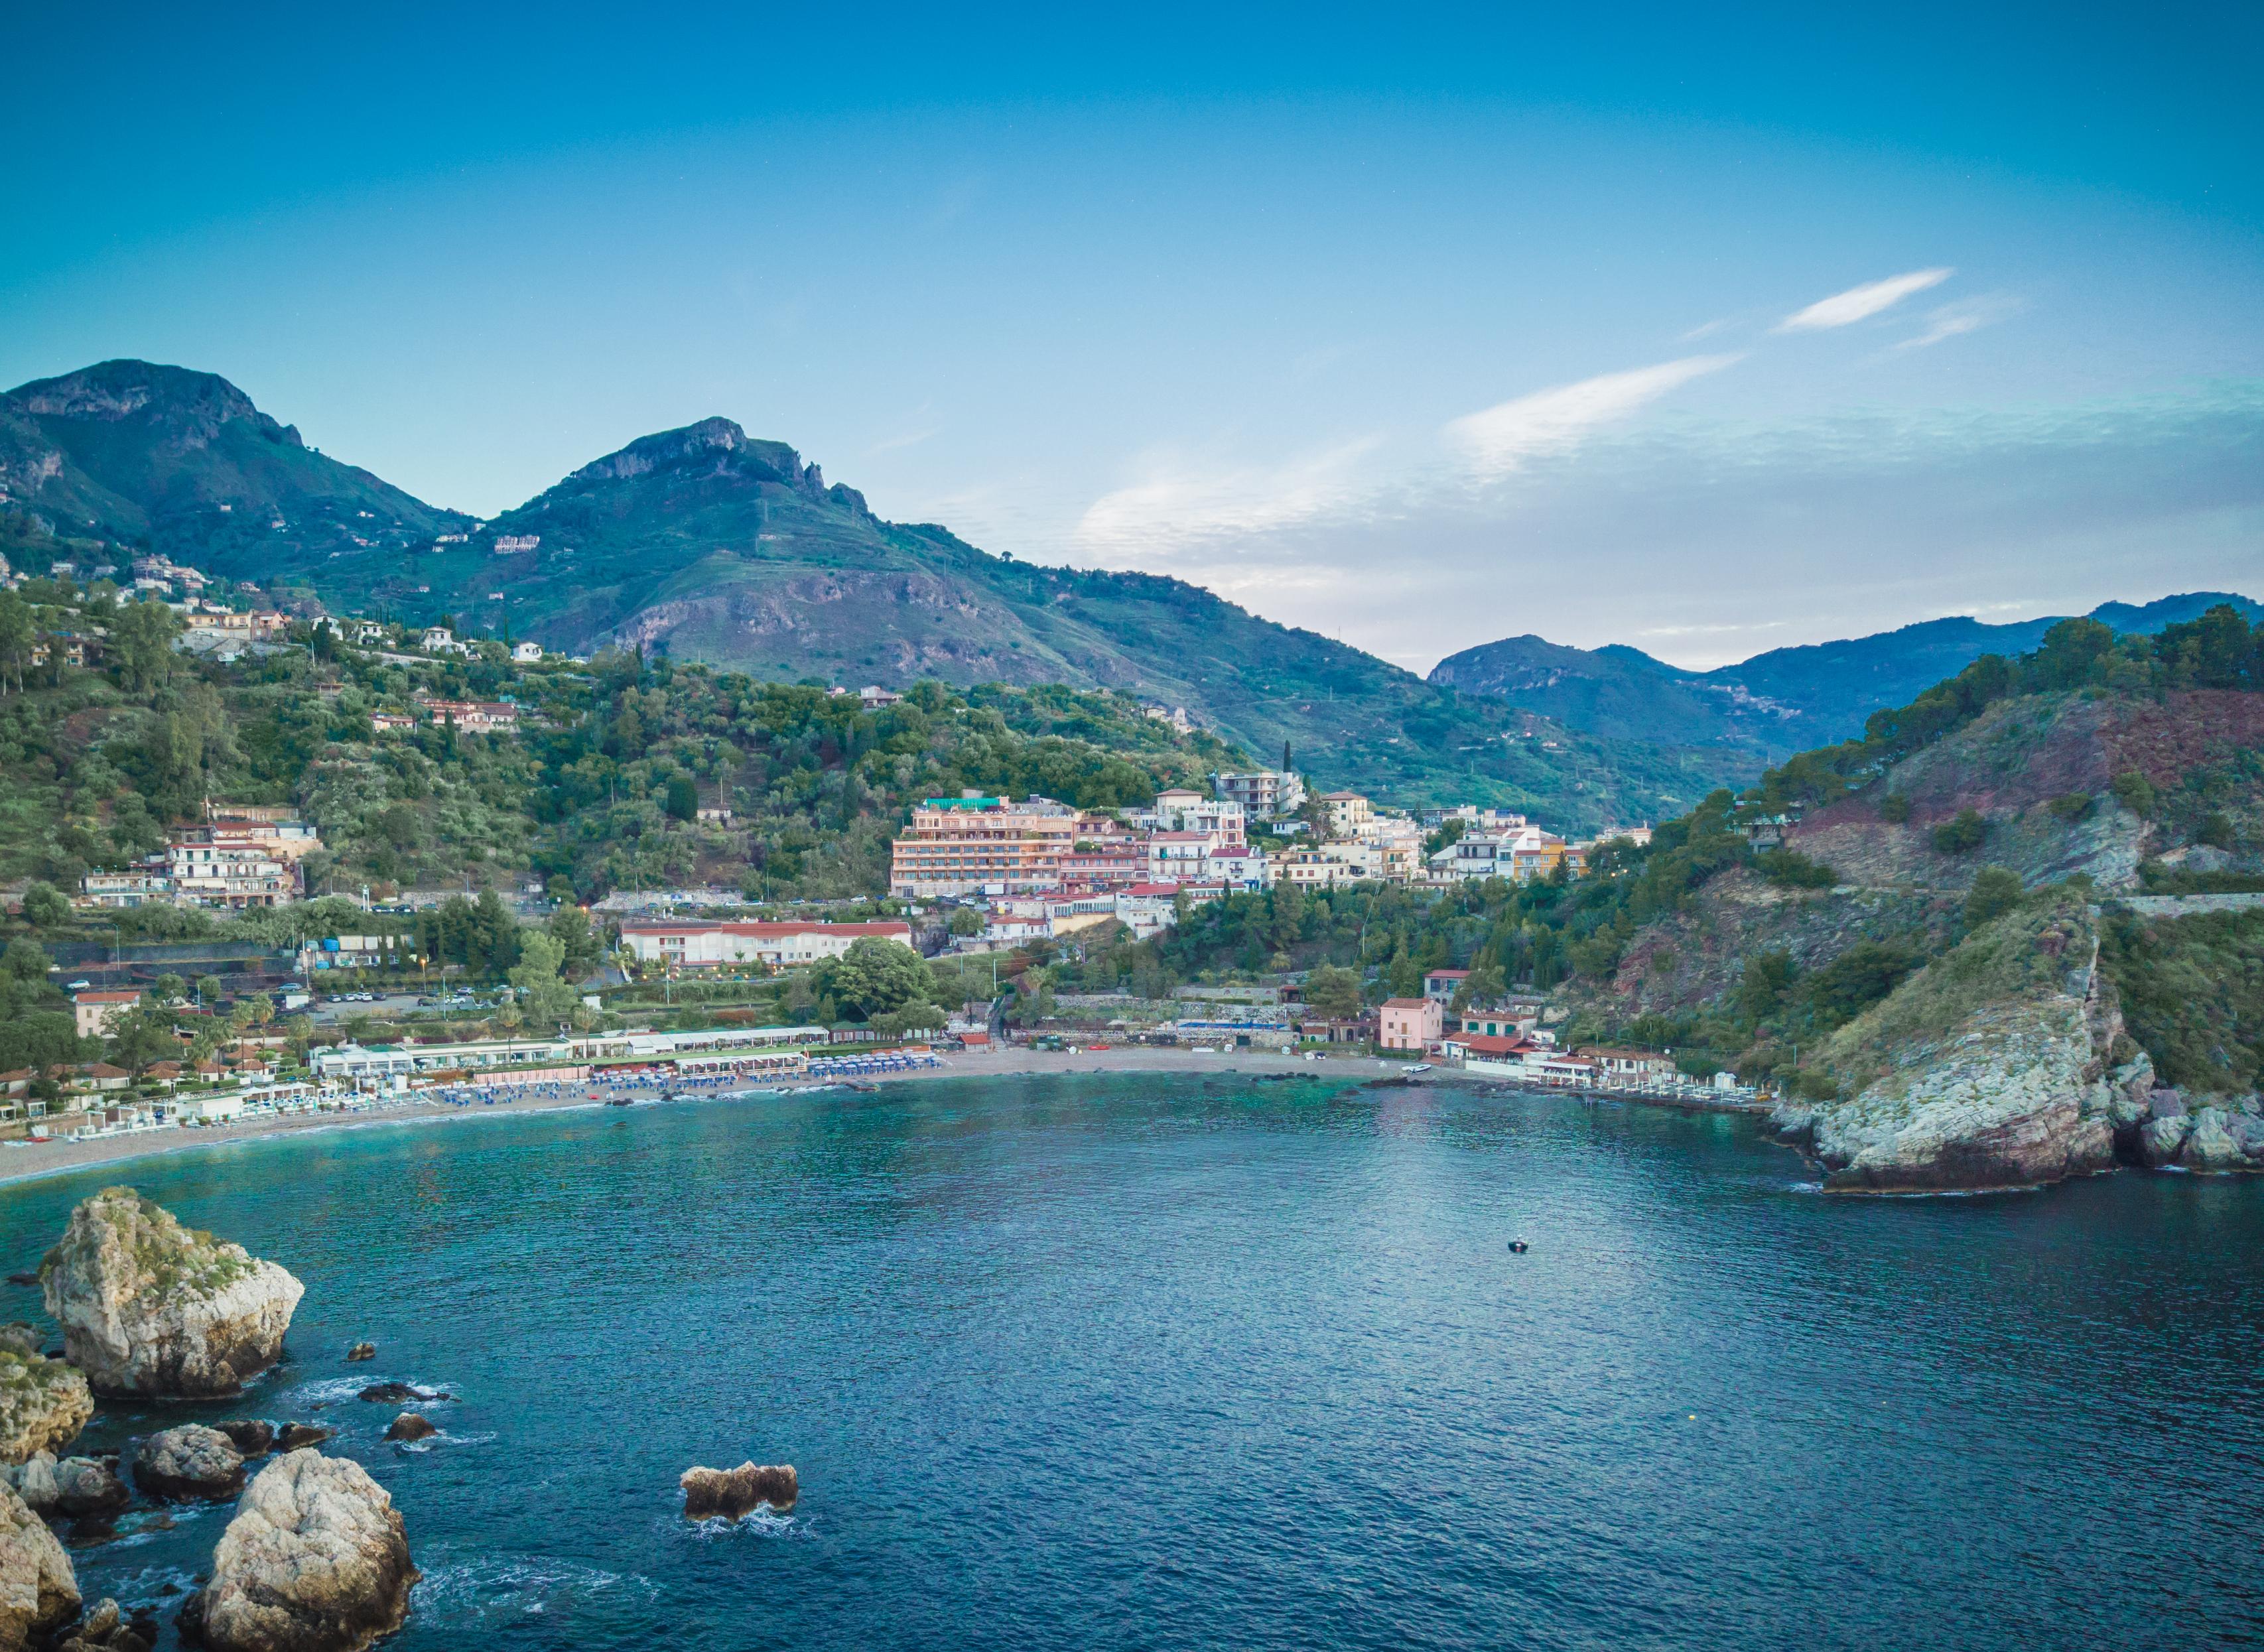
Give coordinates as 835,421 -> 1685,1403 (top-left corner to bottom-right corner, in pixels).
0,525 -> 2259,1194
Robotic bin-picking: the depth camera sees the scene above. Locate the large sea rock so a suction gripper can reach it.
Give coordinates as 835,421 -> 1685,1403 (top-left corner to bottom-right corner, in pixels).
0,1348 -> 93,1464
0,1479 -> 78,1651
40,1190 -> 304,1398
198,1450 -> 416,1652
680,1461 -> 798,1519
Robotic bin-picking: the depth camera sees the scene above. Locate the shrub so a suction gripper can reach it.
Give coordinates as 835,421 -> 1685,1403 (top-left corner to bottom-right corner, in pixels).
1965,867 -> 2024,927
1931,808 -> 1989,854
2198,811 -> 2235,850
2046,793 -> 2095,823
2110,770 -> 2156,816
1878,793 -> 1912,824
1756,848 -> 1837,889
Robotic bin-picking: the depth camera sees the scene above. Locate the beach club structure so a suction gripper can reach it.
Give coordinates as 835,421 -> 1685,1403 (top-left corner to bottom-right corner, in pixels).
312,1024 -> 833,1090
617,918 -> 916,969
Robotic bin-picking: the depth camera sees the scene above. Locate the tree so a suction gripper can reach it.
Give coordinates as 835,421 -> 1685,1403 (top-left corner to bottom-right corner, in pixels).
1964,868 -> 2024,927
3,938 -> 50,984
153,972 -> 186,1003
546,904 -> 601,976
829,937 -> 933,1017
0,589 -> 32,693
507,930 -> 579,1025
2110,770 -> 2157,818
21,884 -> 71,928
107,598 -> 180,693
947,907 -> 982,937
1450,962 -> 1507,1010
1303,962 -> 1362,1020
196,975 -> 225,1006
664,775 -> 699,822
104,1003 -> 177,1073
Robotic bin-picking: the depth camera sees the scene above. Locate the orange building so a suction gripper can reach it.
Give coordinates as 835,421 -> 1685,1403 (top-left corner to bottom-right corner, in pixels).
889,795 -> 1080,898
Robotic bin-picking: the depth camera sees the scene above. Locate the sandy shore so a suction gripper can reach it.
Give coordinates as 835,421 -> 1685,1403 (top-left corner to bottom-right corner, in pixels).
0,1045 -> 1408,1190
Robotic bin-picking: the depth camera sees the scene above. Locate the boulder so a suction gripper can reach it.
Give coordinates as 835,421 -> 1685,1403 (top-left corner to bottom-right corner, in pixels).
2147,1087 -> 2188,1119
276,1425 -> 332,1452
215,1421 -> 275,1457
3,1275 -> 38,1290
48,1595 -> 159,1652
0,1329 -> 35,1360
2180,1107 -> 2249,1172
133,1425 -> 245,1503
344,1343 -> 375,1364
0,1348 -> 94,1465
49,1460 -> 127,1520
2140,1113 -> 2193,1167
200,1450 -> 416,1652
0,1479 -> 79,1651
354,1383 -> 446,1405
680,1462 -> 798,1519
382,1414 -> 435,1444
39,1190 -> 304,1398
0,1454 -> 58,1518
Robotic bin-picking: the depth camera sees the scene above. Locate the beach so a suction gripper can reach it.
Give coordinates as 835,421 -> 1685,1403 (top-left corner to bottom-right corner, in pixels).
0,1044 -> 1402,1188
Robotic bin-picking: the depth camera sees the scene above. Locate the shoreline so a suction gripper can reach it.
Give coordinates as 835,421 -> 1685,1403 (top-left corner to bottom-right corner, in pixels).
0,1046 -> 1461,1190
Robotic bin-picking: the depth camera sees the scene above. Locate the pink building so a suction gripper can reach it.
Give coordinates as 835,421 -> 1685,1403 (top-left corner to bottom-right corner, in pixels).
1378,997 -> 1443,1051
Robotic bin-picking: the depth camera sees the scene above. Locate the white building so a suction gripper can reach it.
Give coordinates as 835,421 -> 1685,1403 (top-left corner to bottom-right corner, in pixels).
512,640 -> 543,663
1214,770 -> 1305,819
618,919 -> 915,970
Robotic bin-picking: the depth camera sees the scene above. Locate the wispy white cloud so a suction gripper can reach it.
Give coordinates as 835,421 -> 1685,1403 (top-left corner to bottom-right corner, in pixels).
1071,434 -> 1388,559
1777,267 -> 1954,332
1894,292 -> 2022,351
1444,355 -> 1743,478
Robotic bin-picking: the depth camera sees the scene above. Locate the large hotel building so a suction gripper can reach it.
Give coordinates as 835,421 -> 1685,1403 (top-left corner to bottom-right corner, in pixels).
888,794 -> 1080,898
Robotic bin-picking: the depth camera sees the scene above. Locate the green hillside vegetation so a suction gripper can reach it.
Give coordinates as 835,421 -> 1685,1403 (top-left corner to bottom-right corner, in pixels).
0,570 -> 1238,913
2101,907 -> 2264,1093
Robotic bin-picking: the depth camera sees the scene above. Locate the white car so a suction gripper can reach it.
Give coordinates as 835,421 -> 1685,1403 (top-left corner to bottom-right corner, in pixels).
67,980 -> 91,991
1408,1062 -> 1434,1074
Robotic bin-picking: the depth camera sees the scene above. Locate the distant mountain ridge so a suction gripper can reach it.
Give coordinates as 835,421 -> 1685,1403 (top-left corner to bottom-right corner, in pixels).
0,360 -> 1738,827
1430,593 -> 2264,757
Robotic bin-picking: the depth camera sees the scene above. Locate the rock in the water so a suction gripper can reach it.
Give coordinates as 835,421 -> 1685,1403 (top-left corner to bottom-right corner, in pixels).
0,1478 -> 80,1651
0,1347 -> 93,1466
354,1383 -> 445,1405
0,1453 -> 58,1518
679,1462 -> 798,1519
49,1594 -> 158,1652
344,1343 -> 375,1363
201,1450 -> 416,1652
2,1275 -> 36,1290
276,1424 -> 332,1452
383,1414 -> 435,1444
39,1189 -> 304,1398
133,1425 -> 245,1503
49,1459 -> 128,1520
215,1421 -> 275,1457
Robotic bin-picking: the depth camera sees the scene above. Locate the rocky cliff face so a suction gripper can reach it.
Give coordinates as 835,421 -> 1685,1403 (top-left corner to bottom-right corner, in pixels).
1772,899 -> 2121,1192
0,1479 -> 78,1651
199,1450 -> 415,1652
40,1189 -> 304,1398
0,1349 -> 92,1466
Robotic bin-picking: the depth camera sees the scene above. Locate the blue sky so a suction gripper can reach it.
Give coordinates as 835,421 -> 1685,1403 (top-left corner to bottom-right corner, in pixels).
7,2 -> 2260,668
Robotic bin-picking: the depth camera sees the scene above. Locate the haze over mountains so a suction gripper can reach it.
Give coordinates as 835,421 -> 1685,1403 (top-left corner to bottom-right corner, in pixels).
3,357 -> 2252,820
1430,592 -> 2264,760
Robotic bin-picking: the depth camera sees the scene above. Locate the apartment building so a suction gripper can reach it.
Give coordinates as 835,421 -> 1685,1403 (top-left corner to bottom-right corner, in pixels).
1378,997 -> 1444,1051
619,919 -> 915,969
1137,789 -> 1246,845
74,990 -> 143,1039
1213,769 -> 1306,818
166,837 -> 299,907
888,795 -> 1080,898
1319,791 -> 1372,836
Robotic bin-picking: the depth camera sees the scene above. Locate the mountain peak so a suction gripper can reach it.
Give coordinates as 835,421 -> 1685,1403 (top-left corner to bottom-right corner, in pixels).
566,416 -> 775,485
5,359 -> 298,449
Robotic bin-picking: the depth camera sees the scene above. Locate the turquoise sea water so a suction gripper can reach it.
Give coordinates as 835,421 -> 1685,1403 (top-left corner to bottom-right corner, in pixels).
4,1072 -> 2261,1650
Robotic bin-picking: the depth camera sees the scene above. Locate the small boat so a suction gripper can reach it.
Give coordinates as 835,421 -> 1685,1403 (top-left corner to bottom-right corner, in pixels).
1408,1062 -> 1434,1074
1508,1240 -> 1529,1254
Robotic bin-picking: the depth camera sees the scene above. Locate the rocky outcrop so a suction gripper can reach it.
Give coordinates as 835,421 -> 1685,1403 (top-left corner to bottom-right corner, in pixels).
215,1421 -> 275,1457
680,1462 -> 797,1519
1774,996 -> 2117,1192
0,1479 -> 78,1651
344,1344 -> 374,1364
198,1451 -> 415,1652
2113,1080 -> 2264,1172
133,1425 -> 245,1503
0,1348 -> 93,1465
40,1190 -> 304,1397
50,1595 -> 158,1652
275,1425 -> 332,1452
382,1415 -> 434,1444
354,1383 -> 445,1405
56,1460 -> 126,1521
